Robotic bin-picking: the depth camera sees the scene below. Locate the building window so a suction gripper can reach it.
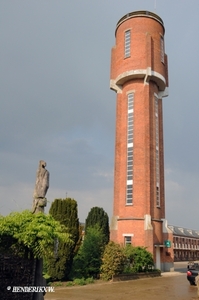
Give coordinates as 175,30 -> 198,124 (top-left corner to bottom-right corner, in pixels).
124,236 -> 132,245
156,186 -> 160,206
160,36 -> 164,63
125,30 -> 131,58
155,96 -> 160,207
126,93 -> 134,205
126,184 -> 133,204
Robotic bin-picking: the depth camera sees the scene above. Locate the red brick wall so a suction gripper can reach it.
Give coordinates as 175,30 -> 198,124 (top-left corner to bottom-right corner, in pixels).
110,12 -> 171,265
111,16 -> 167,82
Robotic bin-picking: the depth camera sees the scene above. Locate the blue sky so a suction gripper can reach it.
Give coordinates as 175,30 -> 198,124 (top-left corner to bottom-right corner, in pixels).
1,0 -> 199,229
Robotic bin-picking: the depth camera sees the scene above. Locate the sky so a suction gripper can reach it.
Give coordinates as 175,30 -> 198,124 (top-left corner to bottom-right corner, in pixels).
1,0 -> 199,230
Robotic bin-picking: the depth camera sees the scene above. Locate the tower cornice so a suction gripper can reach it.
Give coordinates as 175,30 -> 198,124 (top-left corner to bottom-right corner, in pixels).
110,67 -> 168,95
115,10 -> 165,36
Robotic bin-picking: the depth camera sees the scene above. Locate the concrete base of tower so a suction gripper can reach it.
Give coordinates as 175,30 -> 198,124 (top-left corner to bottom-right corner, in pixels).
110,215 -> 118,231
161,262 -> 174,272
110,215 -> 119,242
153,219 -> 174,272
154,247 -> 174,271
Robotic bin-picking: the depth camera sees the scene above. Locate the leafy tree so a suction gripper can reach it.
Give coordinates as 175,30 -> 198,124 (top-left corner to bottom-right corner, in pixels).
100,241 -> 126,280
71,225 -> 104,279
47,198 -> 80,280
123,245 -> 154,273
85,207 -> 109,245
0,210 -> 72,259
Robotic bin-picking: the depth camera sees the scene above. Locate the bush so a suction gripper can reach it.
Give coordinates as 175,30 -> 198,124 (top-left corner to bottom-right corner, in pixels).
65,281 -> 74,286
43,273 -> 51,285
100,241 -> 126,280
73,278 -> 86,286
85,277 -> 95,284
0,210 -> 72,259
123,245 -> 154,273
71,225 -> 104,279
65,277 -> 94,286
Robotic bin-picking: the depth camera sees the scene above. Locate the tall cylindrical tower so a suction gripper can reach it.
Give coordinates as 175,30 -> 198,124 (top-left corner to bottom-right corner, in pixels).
110,11 -> 173,271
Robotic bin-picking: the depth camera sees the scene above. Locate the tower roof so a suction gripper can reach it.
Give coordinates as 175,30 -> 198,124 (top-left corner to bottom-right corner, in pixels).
115,10 -> 165,36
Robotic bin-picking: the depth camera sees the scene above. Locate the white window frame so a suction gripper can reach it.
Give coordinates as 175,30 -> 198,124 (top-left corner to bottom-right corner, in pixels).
160,35 -> 164,63
124,236 -> 132,245
155,95 -> 160,207
126,93 -> 134,205
125,30 -> 131,58
123,233 -> 134,246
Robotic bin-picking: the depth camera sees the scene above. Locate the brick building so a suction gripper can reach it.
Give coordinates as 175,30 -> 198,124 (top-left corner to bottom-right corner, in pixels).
168,225 -> 199,262
110,11 -> 173,271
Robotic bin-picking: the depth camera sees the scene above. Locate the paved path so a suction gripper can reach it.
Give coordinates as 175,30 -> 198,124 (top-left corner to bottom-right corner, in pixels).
45,262 -> 198,300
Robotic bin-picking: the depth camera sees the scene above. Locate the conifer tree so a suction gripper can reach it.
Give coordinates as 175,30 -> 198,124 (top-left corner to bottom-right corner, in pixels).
85,207 -> 110,245
47,198 -> 80,280
71,225 -> 104,279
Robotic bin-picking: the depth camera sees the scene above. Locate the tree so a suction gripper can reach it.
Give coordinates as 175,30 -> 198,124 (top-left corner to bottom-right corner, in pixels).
85,207 -> 110,245
71,225 -> 104,279
100,241 -> 126,280
47,198 -> 80,280
123,245 -> 154,273
0,210 -> 72,259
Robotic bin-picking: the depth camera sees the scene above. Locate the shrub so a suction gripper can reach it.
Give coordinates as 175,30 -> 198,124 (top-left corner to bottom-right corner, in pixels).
53,281 -> 63,287
100,241 -> 126,280
73,278 -> 86,286
71,225 -> 104,279
85,277 -> 95,284
65,281 -> 74,286
0,210 -> 72,259
123,245 -> 154,273
65,277 -> 94,286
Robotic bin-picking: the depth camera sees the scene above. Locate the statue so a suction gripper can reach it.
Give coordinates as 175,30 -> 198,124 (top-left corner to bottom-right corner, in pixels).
31,161 -> 49,300
32,160 -> 49,214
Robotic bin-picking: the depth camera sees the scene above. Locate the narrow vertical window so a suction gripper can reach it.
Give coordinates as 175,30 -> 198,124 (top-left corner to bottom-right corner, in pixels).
160,36 -> 164,63
126,93 -> 134,205
125,30 -> 131,58
124,236 -> 132,246
155,96 -> 160,207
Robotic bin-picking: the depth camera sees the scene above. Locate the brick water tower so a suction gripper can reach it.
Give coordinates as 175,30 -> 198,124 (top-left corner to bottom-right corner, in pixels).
110,11 -> 173,271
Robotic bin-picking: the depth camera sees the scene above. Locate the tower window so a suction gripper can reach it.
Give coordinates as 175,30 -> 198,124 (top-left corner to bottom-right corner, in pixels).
156,186 -> 160,206
124,236 -> 132,245
155,96 -> 160,207
126,93 -> 134,205
160,36 -> 164,63
126,184 -> 133,204
124,30 -> 131,58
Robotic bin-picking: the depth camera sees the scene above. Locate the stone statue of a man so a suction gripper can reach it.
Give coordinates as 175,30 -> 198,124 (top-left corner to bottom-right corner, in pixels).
32,160 -> 49,214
